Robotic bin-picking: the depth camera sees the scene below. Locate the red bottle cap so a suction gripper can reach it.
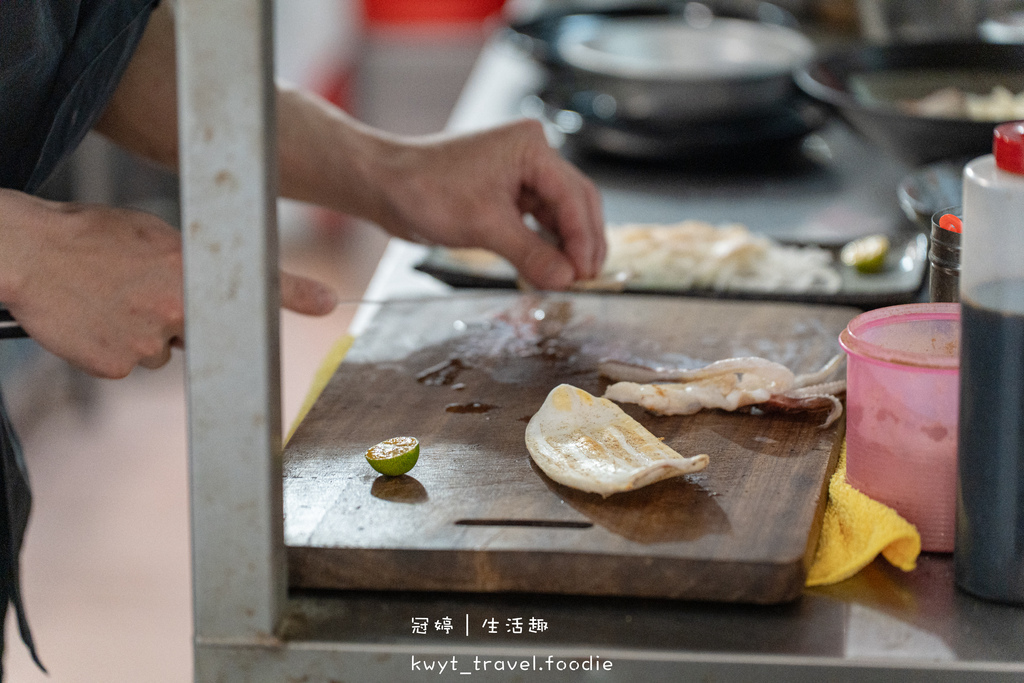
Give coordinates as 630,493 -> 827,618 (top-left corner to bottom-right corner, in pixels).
939,213 -> 962,233
993,121 -> 1024,175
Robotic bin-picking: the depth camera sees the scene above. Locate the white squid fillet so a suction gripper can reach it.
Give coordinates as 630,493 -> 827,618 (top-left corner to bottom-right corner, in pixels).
525,384 -> 709,497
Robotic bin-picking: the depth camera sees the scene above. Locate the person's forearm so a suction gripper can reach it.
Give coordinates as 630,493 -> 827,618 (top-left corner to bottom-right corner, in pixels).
94,2 -> 391,222
0,189 -> 46,306
275,84 -> 396,224
93,1 -> 179,168
91,2 -> 605,288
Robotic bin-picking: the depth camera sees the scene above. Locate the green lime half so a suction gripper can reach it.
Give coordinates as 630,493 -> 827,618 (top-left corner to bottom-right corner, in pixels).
365,437 -> 420,476
841,235 -> 890,274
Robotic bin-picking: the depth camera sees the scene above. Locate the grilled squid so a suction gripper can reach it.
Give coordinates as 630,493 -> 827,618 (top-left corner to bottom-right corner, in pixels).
601,354 -> 846,428
525,384 -> 709,497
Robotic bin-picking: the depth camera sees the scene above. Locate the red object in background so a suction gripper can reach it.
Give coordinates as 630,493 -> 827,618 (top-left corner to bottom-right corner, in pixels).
362,0 -> 506,25
315,67 -> 354,112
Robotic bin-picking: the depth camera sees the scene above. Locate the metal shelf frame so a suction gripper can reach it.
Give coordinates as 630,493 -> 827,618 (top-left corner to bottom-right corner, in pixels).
175,0 -> 287,668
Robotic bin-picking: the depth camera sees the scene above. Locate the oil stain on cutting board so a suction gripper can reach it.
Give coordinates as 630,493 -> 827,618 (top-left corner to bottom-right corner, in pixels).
284,292 -> 856,604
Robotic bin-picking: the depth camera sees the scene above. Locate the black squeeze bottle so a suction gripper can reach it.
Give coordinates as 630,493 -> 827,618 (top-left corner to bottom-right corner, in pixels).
956,121 -> 1024,604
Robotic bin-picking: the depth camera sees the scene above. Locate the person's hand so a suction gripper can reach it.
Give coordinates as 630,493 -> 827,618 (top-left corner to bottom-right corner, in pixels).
366,119 -> 606,290
0,190 -> 336,378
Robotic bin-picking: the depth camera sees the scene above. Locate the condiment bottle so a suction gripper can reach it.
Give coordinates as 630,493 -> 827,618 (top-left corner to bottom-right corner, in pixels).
955,120 -> 1024,604
929,208 -> 962,303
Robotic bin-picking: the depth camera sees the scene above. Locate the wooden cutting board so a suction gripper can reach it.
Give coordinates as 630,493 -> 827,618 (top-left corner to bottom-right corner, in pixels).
284,293 -> 856,604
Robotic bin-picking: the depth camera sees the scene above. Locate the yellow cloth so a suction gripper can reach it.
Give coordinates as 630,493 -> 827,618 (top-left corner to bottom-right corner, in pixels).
806,441 -> 921,586
284,335 -> 354,445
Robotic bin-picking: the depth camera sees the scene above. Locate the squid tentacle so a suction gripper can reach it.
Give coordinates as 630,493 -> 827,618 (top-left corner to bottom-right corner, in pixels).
792,353 -> 846,389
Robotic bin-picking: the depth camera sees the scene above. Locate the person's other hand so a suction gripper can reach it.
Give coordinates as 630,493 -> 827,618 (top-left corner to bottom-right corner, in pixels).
0,190 -> 335,378
369,119 -> 606,290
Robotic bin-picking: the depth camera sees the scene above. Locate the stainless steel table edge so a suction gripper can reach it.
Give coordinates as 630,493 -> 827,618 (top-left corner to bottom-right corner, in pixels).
194,631 -> 1024,682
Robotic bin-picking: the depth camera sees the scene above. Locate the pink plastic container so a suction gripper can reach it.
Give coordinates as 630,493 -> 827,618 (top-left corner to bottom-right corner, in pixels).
839,303 -> 960,553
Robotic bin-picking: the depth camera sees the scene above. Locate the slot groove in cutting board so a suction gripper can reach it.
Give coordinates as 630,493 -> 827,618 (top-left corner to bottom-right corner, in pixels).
284,293 -> 856,604
454,519 -> 595,529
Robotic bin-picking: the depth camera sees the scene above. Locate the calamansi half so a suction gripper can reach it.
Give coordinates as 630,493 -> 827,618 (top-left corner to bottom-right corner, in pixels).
365,437 -> 420,476
841,235 -> 890,274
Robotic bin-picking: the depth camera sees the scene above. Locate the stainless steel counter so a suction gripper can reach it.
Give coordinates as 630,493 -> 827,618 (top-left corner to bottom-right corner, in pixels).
192,26 -> 1024,682
275,552 -> 1024,680
220,33 -> 1024,682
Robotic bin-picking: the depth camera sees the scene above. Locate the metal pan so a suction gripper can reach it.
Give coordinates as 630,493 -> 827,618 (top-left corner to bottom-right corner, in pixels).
508,1 -> 814,128
795,42 -> 1024,165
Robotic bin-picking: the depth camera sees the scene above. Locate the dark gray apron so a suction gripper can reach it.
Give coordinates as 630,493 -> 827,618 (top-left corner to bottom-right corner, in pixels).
0,0 -> 158,674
